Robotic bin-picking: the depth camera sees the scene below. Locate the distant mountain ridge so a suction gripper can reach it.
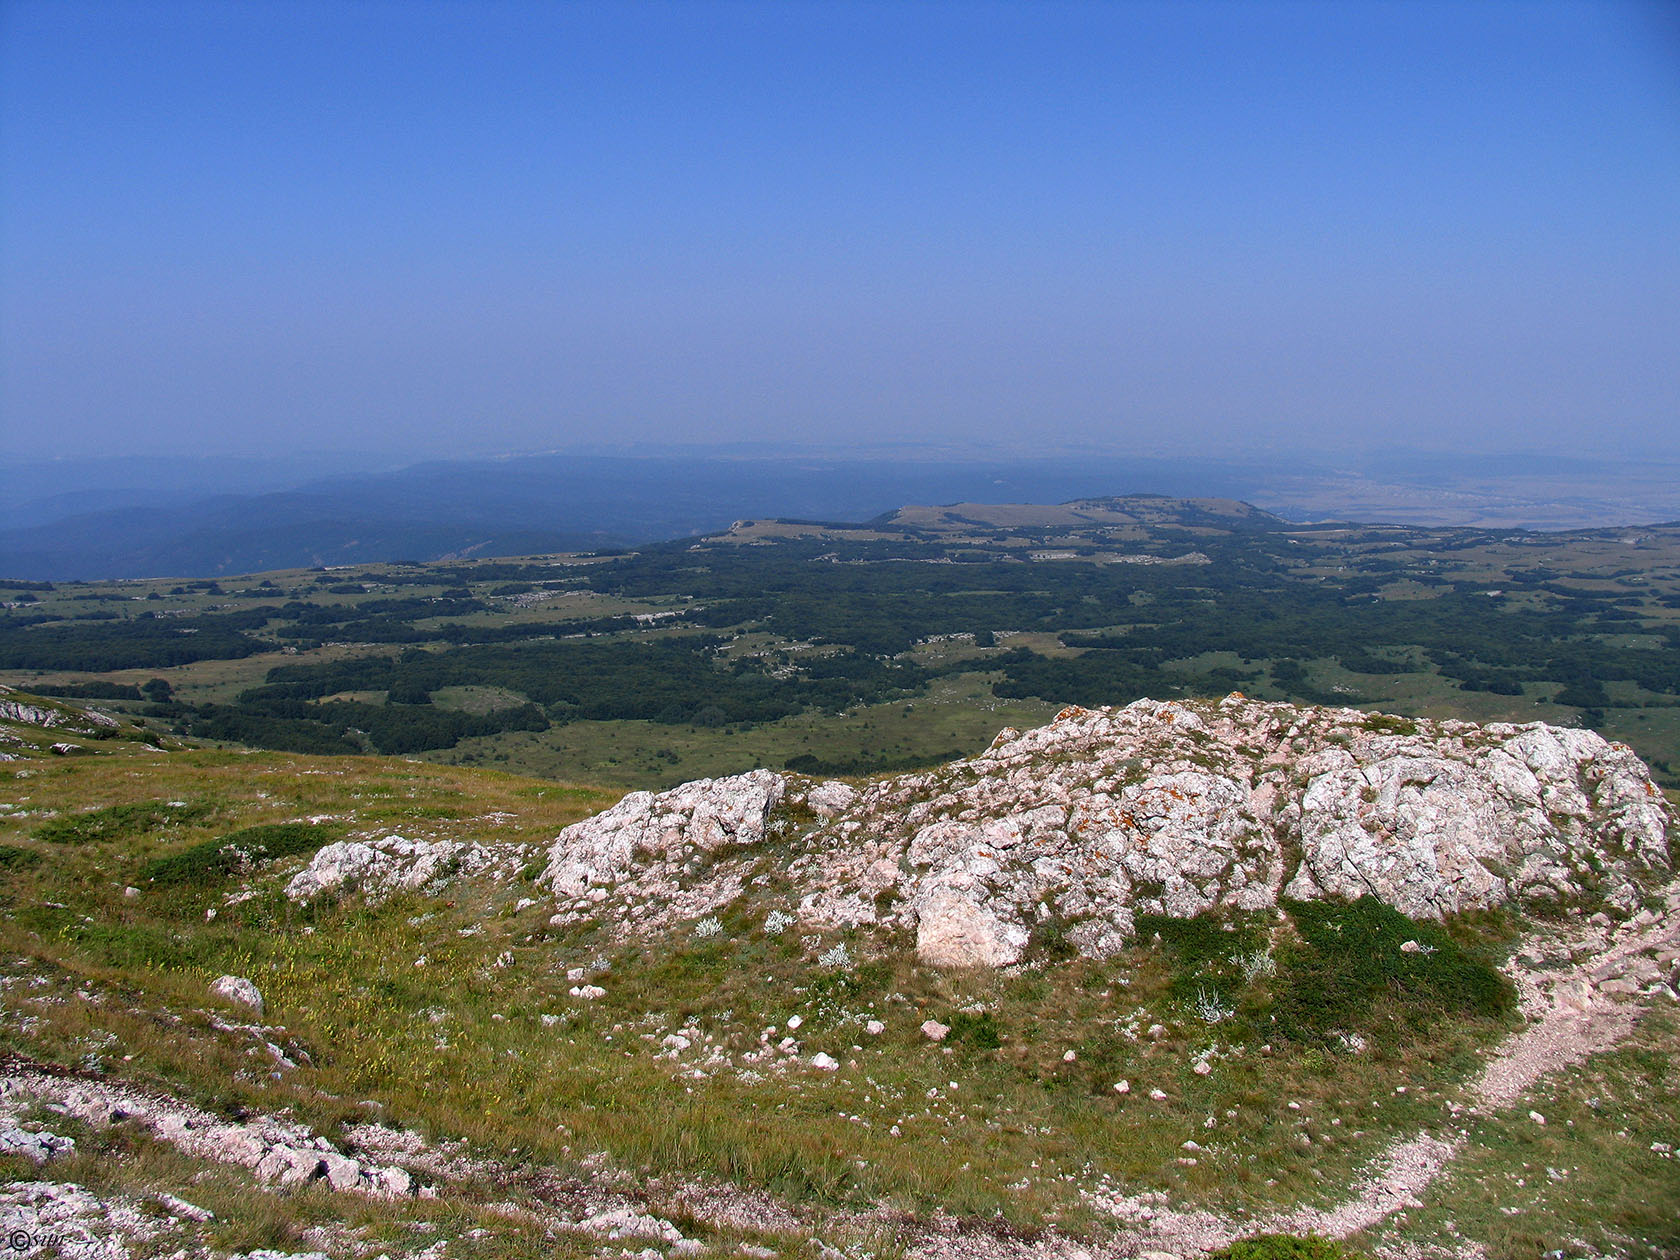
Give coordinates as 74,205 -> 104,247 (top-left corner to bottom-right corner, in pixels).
0,454 -> 1279,580
6,448 -> 1680,581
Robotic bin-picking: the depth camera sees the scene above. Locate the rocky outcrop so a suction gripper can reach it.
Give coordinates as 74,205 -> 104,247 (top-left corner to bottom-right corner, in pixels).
545,699 -> 1675,967
285,834 -> 497,903
0,1126 -> 75,1162
0,1180 -> 174,1259
544,769 -> 785,928
0,1073 -> 414,1199
0,689 -> 119,732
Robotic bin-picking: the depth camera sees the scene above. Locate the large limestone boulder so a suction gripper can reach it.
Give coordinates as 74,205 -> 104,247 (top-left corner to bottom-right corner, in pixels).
542,699 -> 1675,966
1283,723 -> 1672,916
913,884 -> 1029,968
545,769 -> 783,897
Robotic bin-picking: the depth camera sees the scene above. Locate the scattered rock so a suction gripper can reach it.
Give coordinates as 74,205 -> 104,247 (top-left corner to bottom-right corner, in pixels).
253,1144 -> 324,1187
6,1070 -> 416,1202
0,694 -> 117,732
0,1180 -> 172,1258
153,1192 -> 213,1222
0,1127 -> 74,1162
920,1019 -> 951,1042
576,1206 -> 684,1244
211,974 -> 264,1014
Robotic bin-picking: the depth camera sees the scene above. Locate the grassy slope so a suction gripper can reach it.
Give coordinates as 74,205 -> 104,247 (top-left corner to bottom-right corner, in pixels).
6,720 -> 1673,1259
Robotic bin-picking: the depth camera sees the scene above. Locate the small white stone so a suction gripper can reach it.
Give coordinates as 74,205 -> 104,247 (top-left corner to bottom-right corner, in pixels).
865,1019 -> 885,1035
786,1015 -> 803,1031
1112,1079 -> 1129,1093
810,1052 -> 839,1071
211,975 -> 263,1015
921,1019 -> 950,1042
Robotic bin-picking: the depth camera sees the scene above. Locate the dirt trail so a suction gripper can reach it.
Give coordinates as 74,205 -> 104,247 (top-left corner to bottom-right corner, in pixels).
1094,884 -> 1680,1258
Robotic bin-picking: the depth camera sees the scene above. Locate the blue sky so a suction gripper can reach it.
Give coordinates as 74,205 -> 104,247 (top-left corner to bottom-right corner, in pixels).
2,0 -> 1676,460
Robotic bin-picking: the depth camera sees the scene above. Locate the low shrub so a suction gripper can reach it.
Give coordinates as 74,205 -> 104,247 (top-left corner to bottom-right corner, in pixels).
35,800 -> 212,845
139,822 -> 340,886
1271,896 -> 1513,1046
0,844 -> 41,871
1134,909 -> 1269,1013
945,1009 -> 1003,1049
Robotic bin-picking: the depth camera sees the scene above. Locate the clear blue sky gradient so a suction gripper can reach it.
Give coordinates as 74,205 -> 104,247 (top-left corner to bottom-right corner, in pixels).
2,0 -> 1677,459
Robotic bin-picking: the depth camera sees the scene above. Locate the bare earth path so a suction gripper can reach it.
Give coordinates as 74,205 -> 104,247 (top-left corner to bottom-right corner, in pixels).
1088,883 -> 1680,1258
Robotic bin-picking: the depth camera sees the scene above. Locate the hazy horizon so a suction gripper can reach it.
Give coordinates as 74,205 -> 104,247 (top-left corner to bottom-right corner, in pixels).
4,1 -> 1678,463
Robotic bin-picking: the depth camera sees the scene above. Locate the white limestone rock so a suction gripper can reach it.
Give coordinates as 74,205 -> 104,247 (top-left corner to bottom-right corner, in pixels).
577,1206 -> 684,1244
913,883 -> 1029,969
0,693 -> 117,731
210,974 -> 263,1014
543,770 -> 784,930
286,834 -> 493,903
547,769 -> 784,897
543,698 -> 1675,967
806,780 -> 858,817
0,1127 -> 74,1162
